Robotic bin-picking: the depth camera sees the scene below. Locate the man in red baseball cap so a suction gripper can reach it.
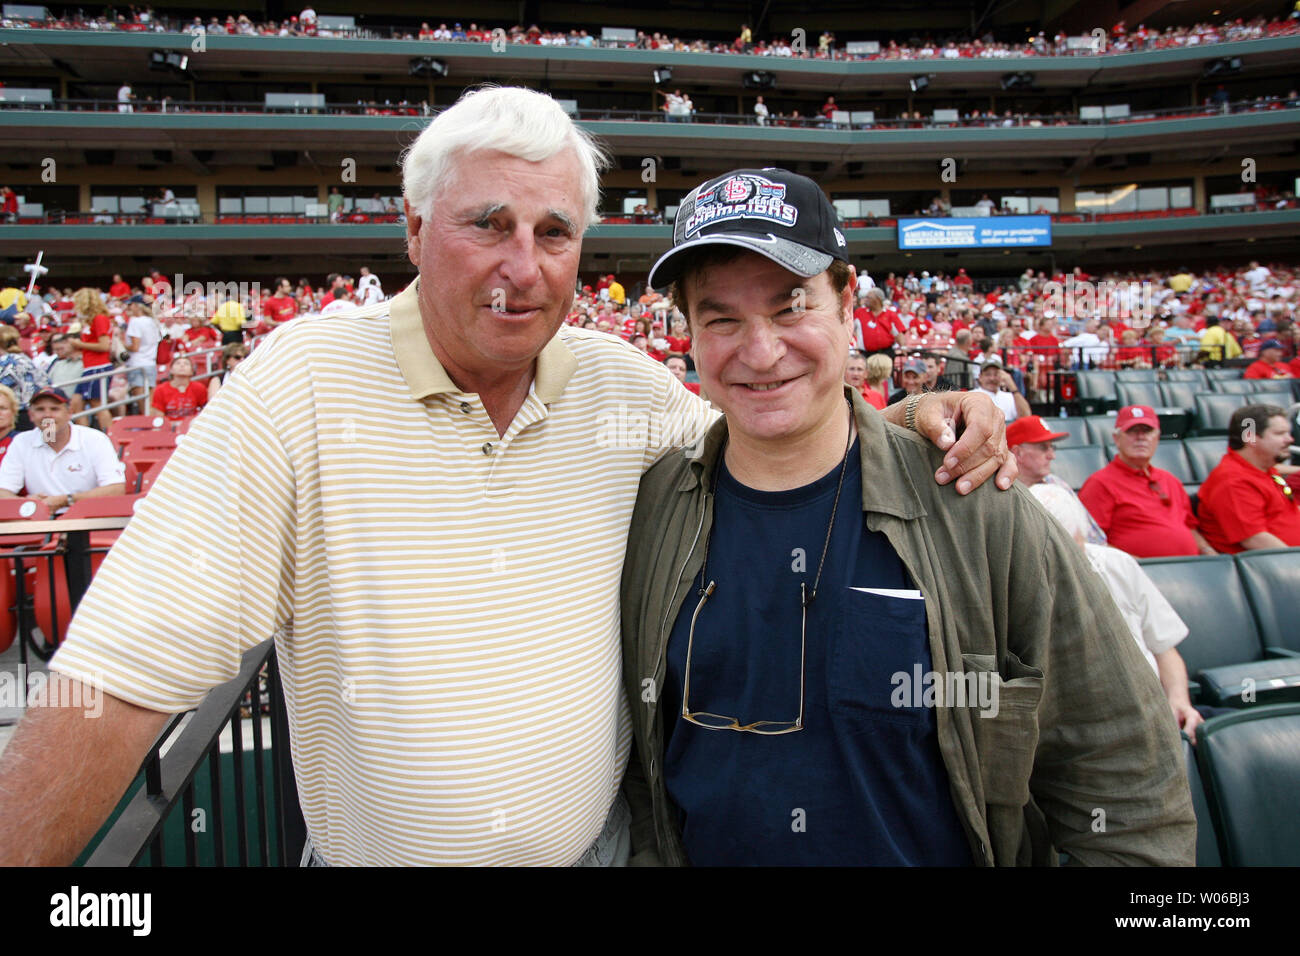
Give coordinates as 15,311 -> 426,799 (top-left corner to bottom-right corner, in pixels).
1078,406 -> 1215,558
1008,415 -> 1107,544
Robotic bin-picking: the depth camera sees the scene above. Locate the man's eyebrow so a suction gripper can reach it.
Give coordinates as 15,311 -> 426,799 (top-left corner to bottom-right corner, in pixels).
547,209 -> 577,234
461,202 -> 507,222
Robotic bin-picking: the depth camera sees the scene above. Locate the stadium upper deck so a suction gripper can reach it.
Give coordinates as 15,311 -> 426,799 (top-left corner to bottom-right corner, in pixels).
0,3 -> 1296,280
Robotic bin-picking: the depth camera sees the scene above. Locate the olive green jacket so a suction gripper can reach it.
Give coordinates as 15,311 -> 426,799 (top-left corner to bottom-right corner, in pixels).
620,387 -> 1196,866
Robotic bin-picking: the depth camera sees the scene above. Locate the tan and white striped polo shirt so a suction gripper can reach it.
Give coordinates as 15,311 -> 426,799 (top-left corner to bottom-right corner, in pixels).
51,279 -> 715,865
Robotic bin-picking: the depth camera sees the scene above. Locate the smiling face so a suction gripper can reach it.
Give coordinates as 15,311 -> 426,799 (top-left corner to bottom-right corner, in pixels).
405,148 -> 584,392
685,252 -> 854,449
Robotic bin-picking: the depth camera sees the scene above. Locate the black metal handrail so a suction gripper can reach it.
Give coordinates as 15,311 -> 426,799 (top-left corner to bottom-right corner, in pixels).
84,638 -> 305,867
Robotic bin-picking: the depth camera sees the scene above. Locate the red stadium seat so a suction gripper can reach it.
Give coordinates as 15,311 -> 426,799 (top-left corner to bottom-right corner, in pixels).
0,500 -> 54,656
122,446 -> 174,484
34,495 -> 143,648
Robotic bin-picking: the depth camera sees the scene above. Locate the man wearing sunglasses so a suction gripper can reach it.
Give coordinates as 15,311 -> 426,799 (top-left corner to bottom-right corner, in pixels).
620,169 -> 1194,866
1079,405 -> 1216,558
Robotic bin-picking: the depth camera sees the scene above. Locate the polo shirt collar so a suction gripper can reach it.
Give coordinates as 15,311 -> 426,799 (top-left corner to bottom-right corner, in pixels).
389,277 -> 578,404
1110,454 -> 1154,479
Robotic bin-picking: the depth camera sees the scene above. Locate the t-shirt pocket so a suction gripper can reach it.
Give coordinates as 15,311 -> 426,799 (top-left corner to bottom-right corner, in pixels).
828,587 -> 931,730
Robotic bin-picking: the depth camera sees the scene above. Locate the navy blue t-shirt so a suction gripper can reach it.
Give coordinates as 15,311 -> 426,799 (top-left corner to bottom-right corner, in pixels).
661,440 -> 973,865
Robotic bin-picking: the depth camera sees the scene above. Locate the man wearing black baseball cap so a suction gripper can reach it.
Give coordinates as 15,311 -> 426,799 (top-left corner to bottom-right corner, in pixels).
619,167 -> 1193,866
0,385 -> 125,514
1243,338 -> 1293,381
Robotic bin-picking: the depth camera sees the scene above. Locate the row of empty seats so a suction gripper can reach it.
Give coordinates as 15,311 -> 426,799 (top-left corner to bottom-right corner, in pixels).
1143,548 -> 1300,865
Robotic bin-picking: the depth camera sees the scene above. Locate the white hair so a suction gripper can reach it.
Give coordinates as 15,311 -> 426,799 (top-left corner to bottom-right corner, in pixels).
1029,482 -> 1090,542
401,86 -> 609,231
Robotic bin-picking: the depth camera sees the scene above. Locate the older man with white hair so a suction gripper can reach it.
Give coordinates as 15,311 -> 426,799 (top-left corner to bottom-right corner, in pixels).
0,87 -> 1013,867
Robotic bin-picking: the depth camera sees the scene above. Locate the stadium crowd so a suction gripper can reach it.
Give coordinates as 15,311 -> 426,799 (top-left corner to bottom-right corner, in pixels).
5,7 -> 1298,60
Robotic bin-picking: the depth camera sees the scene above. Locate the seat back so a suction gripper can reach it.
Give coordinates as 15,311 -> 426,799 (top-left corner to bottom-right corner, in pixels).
1138,555 -> 1265,676
1074,370 -> 1118,407
1235,548 -> 1300,655
1145,439 -> 1193,483
1049,444 -> 1107,491
131,432 -> 178,452
122,446 -> 174,479
1211,379 -> 1259,395
1114,368 -> 1159,383
0,498 -> 52,549
1183,436 -> 1226,482
1194,393 -> 1244,434
1082,414 -> 1118,444
1183,735 -> 1221,867
1163,369 -> 1207,386
1036,417 -> 1090,446
1115,380 -> 1164,410
1204,367 -> 1245,381
1195,703 -> 1300,866
1159,381 -> 1199,412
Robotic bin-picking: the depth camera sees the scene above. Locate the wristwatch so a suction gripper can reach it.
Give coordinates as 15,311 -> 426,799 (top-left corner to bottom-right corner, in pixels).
904,393 -> 923,433
66,492 -> 76,508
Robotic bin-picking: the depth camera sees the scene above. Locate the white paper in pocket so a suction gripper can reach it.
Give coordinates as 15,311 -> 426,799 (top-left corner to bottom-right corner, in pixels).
848,586 -> 924,600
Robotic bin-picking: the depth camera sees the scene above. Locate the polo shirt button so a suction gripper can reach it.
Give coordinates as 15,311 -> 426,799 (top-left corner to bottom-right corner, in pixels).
460,402 -> 471,413
481,442 -> 493,455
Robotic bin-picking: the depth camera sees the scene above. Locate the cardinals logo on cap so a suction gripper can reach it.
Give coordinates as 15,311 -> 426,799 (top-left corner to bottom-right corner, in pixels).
684,172 -> 797,239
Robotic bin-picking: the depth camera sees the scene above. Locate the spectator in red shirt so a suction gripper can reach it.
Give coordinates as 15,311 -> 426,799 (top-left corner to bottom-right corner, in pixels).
1243,338 -> 1293,380
1078,405 -> 1215,558
664,354 -> 699,395
852,289 -> 901,356
67,287 -> 115,432
1197,403 -> 1300,553
107,274 -> 131,300
263,277 -> 299,329
1114,329 -> 1151,368
664,316 -> 691,355
1143,326 -> 1178,367
151,355 -> 208,421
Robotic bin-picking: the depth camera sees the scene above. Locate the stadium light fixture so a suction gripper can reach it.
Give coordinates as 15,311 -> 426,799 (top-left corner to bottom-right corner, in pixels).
909,75 -> 929,93
653,67 -> 672,85
1202,57 -> 1241,78
409,57 -> 449,78
742,71 -> 776,90
148,51 -> 189,73
1000,72 -> 1035,90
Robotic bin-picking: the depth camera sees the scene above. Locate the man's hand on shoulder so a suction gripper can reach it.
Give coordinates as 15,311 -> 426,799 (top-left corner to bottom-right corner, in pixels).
881,390 -> 1017,495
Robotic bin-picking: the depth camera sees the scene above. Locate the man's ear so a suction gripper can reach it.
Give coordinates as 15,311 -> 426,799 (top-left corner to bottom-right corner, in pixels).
404,199 -> 422,265
841,266 -> 858,327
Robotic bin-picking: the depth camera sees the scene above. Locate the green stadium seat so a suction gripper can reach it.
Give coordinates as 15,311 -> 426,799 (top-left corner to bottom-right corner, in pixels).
1212,379 -> 1259,395
1183,436 -> 1226,482
1163,369 -> 1208,386
1193,393 -> 1243,434
1115,380 -> 1164,410
1049,444 -> 1107,491
1082,414 -> 1117,444
1183,735 -> 1221,867
1159,381 -> 1199,412
1074,370 -> 1117,414
1114,368 -> 1159,383
1236,548 -> 1300,656
1246,391 -> 1293,411
1204,367 -> 1245,381
1139,555 -> 1300,707
1036,416 -> 1090,446
1149,440 -> 1193,483
1195,704 -> 1300,866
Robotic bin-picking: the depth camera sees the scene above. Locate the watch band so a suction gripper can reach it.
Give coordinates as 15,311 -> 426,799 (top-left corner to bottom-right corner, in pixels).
904,393 -> 923,433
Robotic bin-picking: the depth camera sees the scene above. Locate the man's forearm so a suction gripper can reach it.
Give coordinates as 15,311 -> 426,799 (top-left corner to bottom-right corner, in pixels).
80,482 -> 127,500
1192,529 -> 1218,555
1238,531 -> 1287,551
1154,648 -> 1194,712
0,686 -> 171,865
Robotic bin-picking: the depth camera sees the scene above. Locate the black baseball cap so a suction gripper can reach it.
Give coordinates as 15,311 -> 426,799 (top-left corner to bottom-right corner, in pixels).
648,167 -> 849,290
30,386 -> 69,405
